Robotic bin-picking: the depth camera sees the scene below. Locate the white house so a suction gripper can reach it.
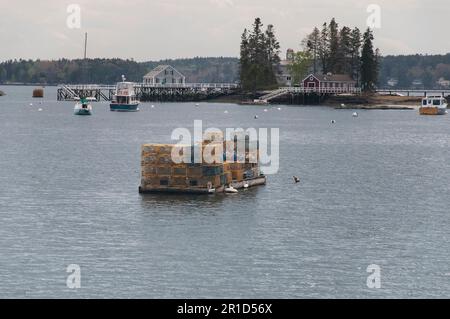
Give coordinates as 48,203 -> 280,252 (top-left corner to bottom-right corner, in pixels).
437,77 -> 450,88
387,78 -> 399,87
276,49 -> 295,86
143,65 -> 186,85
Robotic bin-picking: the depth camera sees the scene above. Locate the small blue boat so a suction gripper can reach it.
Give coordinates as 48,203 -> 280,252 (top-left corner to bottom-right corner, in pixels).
110,76 -> 140,112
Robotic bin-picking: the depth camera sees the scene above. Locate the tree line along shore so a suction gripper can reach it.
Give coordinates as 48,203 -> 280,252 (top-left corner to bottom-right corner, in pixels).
2,54 -> 449,90
1,17 -> 449,109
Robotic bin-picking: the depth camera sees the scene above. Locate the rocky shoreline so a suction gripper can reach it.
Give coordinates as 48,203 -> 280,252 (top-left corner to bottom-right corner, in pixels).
209,93 -> 422,110
324,95 -> 421,110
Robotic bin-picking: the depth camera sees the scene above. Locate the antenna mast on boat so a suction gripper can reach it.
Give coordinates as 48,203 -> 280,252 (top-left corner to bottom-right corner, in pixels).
84,32 -> 88,60
81,32 -> 89,89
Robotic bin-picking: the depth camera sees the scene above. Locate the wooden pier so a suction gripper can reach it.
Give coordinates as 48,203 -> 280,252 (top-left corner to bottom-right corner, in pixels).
57,83 -> 240,102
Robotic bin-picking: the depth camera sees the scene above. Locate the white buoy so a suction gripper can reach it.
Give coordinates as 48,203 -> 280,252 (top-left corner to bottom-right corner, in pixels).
341,103 -> 346,107
195,103 -> 200,107
277,107 -> 282,111
264,109 -> 268,112
29,103 -> 33,106
352,112 -> 358,117
38,108 -> 43,112
151,105 -> 155,108
224,110 -> 228,114
243,183 -> 249,189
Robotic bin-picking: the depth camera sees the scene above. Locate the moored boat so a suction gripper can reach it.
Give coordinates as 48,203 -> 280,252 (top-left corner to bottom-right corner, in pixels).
74,97 -> 92,115
110,76 -> 140,112
419,95 -> 448,115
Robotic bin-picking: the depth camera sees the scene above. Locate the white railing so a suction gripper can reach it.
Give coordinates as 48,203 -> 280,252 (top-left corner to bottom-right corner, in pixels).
258,86 -> 362,102
139,83 -> 239,89
59,83 -> 239,90
377,89 -> 450,95
61,85 -> 79,98
280,87 -> 362,94
259,89 -> 289,101
59,84 -> 116,90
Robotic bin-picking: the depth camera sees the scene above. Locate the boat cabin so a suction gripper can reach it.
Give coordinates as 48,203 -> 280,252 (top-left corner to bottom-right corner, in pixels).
114,82 -> 138,104
422,95 -> 447,107
116,82 -> 135,96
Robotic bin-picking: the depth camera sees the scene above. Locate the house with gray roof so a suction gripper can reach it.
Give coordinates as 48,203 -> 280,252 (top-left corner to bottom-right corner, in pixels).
143,65 -> 186,85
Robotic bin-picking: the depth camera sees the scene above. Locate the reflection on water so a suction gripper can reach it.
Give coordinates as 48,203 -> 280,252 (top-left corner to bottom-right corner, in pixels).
0,85 -> 450,298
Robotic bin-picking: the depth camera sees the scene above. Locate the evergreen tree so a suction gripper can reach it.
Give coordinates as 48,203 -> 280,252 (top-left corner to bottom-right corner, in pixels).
239,29 -> 250,90
319,23 -> 330,73
239,18 -> 280,92
327,18 -> 340,73
337,26 -> 352,74
265,24 -> 281,65
360,28 -> 379,92
349,27 -> 362,84
264,24 -> 281,86
304,27 -> 321,73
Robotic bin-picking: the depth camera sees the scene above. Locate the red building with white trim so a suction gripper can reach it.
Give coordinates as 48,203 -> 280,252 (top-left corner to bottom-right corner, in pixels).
303,73 -> 357,91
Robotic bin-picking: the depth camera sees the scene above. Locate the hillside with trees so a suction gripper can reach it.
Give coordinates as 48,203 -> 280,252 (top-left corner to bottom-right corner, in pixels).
0,57 -> 239,85
379,54 -> 450,89
1,40 -> 450,91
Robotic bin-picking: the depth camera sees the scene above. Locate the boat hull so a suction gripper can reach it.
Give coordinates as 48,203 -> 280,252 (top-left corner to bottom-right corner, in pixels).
74,104 -> 92,115
419,107 -> 447,115
74,109 -> 92,115
110,103 -> 139,112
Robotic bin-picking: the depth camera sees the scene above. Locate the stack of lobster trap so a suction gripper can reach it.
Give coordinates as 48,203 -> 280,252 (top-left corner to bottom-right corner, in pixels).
139,132 -> 265,194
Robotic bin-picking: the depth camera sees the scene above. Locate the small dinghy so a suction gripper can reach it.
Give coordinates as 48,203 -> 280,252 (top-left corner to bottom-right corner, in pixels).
74,97 -> 92,115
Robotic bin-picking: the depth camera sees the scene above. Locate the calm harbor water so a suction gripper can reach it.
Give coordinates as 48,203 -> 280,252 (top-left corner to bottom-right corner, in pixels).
0,85 -> 449,298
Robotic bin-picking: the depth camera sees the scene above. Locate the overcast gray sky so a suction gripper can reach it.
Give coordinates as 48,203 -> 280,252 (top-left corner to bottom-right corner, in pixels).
0,0 -> 448,62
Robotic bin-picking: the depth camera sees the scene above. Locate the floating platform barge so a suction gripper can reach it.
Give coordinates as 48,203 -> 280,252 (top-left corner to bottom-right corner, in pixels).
139,133 -> 266,194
